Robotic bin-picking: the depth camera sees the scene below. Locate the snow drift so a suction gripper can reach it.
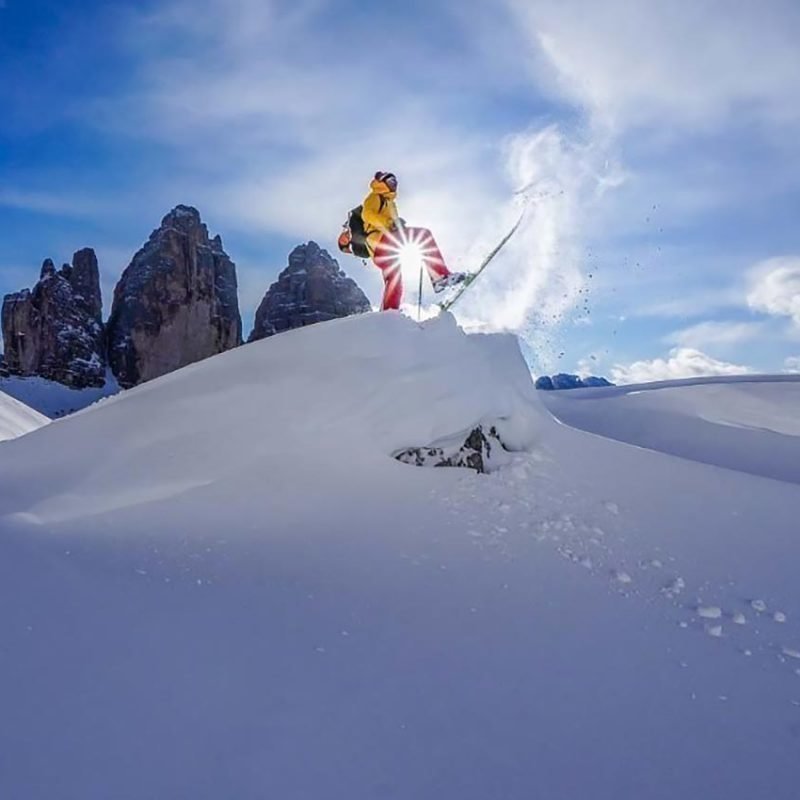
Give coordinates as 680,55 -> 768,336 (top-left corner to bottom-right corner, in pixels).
0,390 -> 49,442
542,374 -> 800,484
1,312 -> 799,800
1,312 -> 539,532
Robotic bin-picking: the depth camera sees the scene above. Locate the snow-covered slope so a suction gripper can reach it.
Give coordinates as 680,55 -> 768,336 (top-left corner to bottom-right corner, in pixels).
0,371 -> 119,418
1,313 -> 799,800
0,390 -> 49,441
541,375 -> 800,484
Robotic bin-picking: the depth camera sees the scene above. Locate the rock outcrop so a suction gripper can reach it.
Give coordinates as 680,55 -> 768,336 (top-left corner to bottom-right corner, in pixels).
394,426 -> 507,474
107,205 -> 242,388
1,250 -> 106,388
249,242 -> 370,342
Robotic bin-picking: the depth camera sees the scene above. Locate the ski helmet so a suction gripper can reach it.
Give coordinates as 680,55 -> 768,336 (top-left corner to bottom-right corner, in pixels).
337,228 -> 353,254
374,171 -> 398,192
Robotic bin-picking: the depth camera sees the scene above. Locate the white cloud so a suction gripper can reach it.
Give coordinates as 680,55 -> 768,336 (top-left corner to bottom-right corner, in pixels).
611,347 -> 752,385
665,320 -> 764,350
784,356 -> 800,374
505,0 -> 800,134
576,355 -> 603,378
746,257 -> 800,327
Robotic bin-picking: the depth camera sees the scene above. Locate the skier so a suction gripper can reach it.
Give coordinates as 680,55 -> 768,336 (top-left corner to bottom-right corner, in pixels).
338,171 -> 465,311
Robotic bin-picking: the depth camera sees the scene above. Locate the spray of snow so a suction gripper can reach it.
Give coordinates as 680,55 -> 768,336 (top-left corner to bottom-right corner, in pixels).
455,125 -> 623,359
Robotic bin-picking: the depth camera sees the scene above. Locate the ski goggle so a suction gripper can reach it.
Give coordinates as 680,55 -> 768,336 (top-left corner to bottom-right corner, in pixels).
375,171 -> 398,191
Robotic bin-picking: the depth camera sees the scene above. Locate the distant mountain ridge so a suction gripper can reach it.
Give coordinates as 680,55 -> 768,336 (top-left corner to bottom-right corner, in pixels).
535,373 -> 614,390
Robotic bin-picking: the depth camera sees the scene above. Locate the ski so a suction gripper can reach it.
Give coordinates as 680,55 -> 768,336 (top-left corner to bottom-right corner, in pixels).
439,209 -> 527,312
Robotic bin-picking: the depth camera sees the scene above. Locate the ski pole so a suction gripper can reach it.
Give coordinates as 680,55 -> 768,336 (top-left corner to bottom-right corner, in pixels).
417,262 -> 423,321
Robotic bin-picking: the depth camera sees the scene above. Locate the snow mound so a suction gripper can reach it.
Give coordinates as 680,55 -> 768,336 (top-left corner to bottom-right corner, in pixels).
542,375 -> 800,484
1,312 -> 541,529
0,390 -> 49,442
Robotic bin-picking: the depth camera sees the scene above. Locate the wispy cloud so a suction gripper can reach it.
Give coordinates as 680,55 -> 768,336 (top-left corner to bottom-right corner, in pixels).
634,287 -> 744,320
746,256 -> 800,328
665,320 -> 765,350
611,347 -> 752,384
784,356 -> 800,373
0,189 -> 101,218
505,0 -> 800,135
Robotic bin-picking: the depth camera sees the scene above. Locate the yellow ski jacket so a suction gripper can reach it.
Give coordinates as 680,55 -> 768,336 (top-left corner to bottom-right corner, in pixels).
362,176 -> 399,253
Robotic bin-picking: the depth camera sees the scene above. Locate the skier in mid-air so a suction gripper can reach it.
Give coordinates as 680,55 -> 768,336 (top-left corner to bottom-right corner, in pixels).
338,171 -> 465,310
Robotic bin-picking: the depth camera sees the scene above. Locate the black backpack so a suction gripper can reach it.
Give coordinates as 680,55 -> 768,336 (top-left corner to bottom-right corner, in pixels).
346,206 -> 371,259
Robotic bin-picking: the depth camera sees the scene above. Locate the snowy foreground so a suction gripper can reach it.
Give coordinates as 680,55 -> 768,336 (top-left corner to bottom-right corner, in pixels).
1,312 -> 800,799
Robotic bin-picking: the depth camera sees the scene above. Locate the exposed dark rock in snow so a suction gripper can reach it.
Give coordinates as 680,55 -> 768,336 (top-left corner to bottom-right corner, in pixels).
394,425 -> 506,474
1,250 -> 106,388
248,242 -> 370,342
107,205 -> 242,388
535,373 -> 614,390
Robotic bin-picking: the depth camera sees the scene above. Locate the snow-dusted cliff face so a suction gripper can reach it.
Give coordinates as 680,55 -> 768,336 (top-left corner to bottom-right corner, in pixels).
107,205 -> 242,388
249,241 -> 371,341
1,250 -> 106,389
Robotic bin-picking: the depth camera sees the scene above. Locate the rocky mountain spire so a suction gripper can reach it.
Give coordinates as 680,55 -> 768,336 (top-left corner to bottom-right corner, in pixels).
1,249 -> 106,388
106,205 -> 242,388
249,242 -> 371,342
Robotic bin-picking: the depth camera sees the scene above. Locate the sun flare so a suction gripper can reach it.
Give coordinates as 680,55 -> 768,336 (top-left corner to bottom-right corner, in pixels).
381,227 -> 442,284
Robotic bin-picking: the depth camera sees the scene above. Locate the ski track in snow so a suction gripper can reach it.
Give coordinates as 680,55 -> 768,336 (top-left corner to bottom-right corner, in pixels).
432,450 -> 800,702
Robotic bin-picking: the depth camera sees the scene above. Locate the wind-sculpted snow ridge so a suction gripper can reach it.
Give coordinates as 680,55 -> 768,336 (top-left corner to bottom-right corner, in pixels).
1,313 -> 799,800
0,312 -> 540,531
541,375 -> 800,484
0,390 -> 49,441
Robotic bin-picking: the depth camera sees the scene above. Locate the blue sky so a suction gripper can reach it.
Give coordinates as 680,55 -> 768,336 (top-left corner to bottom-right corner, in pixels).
2,0 -> 799,381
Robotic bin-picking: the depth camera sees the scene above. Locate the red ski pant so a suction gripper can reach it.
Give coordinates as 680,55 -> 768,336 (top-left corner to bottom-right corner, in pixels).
373,227 -> 450,311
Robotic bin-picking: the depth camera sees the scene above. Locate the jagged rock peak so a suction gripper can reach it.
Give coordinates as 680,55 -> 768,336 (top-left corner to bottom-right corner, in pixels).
159,204 -> 201,232
1,249 -> 106,388
69,248 -> 102,321
40,258 -> 56,280
248,241 -> 371,342
107,206 -> 242,388
152,205 -> 226,252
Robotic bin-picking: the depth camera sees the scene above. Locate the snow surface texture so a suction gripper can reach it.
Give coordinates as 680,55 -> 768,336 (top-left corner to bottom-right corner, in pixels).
0,390 -> 49,442
0,370 -> 119,418
1,313 -> 800,799
541,375 -> 800,484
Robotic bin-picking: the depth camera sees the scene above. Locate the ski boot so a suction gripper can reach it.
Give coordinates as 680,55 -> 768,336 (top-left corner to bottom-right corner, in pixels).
432,272 -> 468,294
